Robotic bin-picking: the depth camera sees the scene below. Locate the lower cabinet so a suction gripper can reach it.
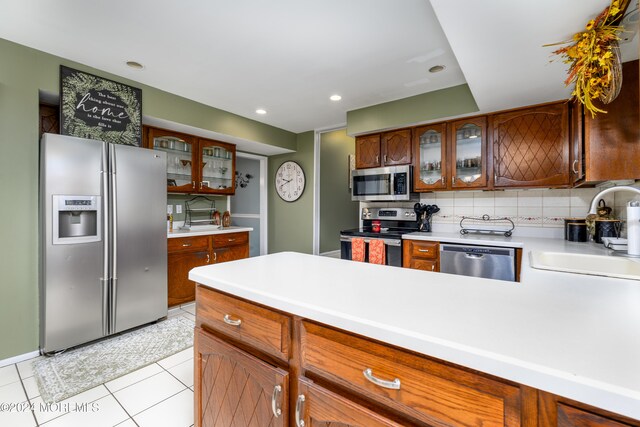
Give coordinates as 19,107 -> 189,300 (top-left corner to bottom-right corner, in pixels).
194,286 -> 638,427
296,377 -> 405,427
194,327 -> 289,427
402,240 -> 439,271
168,232 -> 249,307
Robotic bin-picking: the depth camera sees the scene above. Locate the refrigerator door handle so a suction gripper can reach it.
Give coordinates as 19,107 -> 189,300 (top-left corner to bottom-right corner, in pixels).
109,144 -> 118,333
101,142 -> 110,336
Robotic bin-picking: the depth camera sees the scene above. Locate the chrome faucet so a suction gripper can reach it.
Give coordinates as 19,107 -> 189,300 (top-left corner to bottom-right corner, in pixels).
588,185 -> 640,215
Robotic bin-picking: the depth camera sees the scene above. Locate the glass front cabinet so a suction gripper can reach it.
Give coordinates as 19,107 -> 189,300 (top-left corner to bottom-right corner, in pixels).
197,139 -> 235,195
450,116 -> 487,189
413,123 -> 447,191
147,127 -> 236,195
148,127 -> 197,193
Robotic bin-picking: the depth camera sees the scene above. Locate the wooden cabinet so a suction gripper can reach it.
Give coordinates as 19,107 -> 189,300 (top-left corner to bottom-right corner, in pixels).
450,116 -> 489,189
196,286 -> 291,362
167,232 -> 249,307
145,126 -> 236,194
301,321 -> 524,427
539,391 -> 640,427
194,327 -> 289,427
491,102 -> 570,188
195,285 -> 637,427
296,377 -> 406,427
571,60 -> 640,185
382,129 -> 412,166
413,122 -> 447,191
402,240 -> 439,272
212,231 -> 249,264
167,236 -> 210,307
356,130 -> 411,169
412,117 -> 489,191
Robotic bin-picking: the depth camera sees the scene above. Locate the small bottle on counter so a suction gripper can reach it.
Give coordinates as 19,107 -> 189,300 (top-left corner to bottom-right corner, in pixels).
167,205 -> 174,232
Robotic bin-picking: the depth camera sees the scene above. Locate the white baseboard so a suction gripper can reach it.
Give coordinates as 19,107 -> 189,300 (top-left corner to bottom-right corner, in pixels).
0,350 -> 40,368
320,250 -> 341,258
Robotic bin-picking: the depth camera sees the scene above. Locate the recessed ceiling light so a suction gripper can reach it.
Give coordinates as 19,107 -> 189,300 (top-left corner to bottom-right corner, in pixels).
330,94 -> 342,101
256,109 -> 267,115
428,65 -> 446,73
126,61 -> 144,70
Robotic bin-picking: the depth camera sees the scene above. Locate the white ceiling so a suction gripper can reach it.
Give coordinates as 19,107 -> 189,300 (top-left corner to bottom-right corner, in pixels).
0,0 -> 638,134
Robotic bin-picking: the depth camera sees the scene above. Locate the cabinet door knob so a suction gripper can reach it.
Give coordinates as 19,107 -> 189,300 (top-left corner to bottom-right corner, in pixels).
206,253 -> 210,264
271,385 -> 282,418
213,252 -> 217,262
452,176 -> 455,186
363,368 -> 401,390
295,394 -> 306,427
222,314 -> 242,326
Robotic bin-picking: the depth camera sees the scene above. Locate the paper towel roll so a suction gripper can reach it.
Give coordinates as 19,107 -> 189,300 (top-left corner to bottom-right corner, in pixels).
626,203 -> 640,255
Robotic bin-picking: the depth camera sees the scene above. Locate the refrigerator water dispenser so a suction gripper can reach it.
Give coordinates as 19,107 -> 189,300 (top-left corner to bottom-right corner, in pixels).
52,195 -> 101,244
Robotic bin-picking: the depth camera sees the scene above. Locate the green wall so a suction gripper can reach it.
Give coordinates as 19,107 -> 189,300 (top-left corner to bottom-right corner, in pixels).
346,84 -> 478,135
0,38 -> 296,360
268,132 -> 315,254
319,129 -> 358,253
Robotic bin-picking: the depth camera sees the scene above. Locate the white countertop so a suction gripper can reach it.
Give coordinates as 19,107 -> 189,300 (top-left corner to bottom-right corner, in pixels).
168,225 -> 253,238
190,245 -> 640,420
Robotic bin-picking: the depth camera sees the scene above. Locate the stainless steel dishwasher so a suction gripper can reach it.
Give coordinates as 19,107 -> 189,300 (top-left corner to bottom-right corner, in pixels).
439,244 -> 516,281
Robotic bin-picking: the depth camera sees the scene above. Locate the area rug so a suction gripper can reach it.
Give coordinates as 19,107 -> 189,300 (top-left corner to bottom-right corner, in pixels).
33,316 -> 194,403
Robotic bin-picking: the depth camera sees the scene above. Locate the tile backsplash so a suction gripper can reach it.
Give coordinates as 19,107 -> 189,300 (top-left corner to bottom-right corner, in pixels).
361,186 -> 640,237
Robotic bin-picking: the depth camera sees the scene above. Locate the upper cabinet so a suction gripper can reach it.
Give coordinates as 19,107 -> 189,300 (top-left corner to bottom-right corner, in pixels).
355,129 -> 411,169
381,129 -> 412,166
147,127 -> 197,193
197,138 -> 235,195
491,102 -> 570,188
450,116 -> 488,189
572,60 -> 640,185
145,126 -> 236,195
413,123 -> 447,191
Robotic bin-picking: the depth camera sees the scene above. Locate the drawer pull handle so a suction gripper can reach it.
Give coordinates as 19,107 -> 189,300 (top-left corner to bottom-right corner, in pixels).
271,385 -> 282,418
363,368 -> 401,390
417,249 -> 431,253
223,314 -> 242,326
295,394 -> 305,427
182,243 -> 192,247
228,238 -> 236,242
206,253 -> 210,264
431,264 -> 435,271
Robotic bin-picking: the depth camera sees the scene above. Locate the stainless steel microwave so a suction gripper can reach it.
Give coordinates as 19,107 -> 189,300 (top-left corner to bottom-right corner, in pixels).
351,165 -> 416,201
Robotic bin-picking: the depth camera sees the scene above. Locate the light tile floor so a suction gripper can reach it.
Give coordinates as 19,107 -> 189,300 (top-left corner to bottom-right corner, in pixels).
0,303 -> 196,427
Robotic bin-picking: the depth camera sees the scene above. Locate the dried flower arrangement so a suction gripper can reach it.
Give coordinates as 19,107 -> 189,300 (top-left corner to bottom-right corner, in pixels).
546,0 -> 629,116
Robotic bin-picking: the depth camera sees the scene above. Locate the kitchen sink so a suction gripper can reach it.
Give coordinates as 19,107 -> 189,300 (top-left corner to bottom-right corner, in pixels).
529,251 -> 640,281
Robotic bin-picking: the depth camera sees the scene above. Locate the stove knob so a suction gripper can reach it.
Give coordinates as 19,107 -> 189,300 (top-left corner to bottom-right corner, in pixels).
404,212 -> 410,217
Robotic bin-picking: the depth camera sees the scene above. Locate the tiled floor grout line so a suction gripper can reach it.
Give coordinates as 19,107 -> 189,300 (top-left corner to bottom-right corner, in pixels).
105,386 -> 139,427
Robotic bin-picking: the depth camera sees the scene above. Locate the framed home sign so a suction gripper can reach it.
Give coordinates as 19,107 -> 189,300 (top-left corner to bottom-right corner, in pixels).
59,65 -> 142,146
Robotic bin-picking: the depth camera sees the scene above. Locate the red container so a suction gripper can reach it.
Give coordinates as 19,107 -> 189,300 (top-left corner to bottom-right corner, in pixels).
372,220 -> 381,232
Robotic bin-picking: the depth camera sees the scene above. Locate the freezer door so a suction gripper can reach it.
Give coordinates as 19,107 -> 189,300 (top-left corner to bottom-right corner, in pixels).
40,134 -> 107,353
111,144 -> 167,333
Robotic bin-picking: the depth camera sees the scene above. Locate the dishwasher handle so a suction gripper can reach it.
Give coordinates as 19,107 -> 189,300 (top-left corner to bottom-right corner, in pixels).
465,253 -> 485,259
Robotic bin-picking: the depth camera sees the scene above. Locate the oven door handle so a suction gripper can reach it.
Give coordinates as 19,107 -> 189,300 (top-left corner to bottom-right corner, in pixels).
340,236 -> 401,246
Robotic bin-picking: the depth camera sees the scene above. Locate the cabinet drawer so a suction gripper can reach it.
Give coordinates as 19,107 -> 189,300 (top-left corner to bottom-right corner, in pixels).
168,236 -> 209,253
301,321 -> 522,427
407,240 -> 438,259
196,286 -> 290,361
211,232 -> 248,248
408,258 -> 438,272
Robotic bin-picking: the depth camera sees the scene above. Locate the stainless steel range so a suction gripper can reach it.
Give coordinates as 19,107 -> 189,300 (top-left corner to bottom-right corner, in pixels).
340,208 -> 418,266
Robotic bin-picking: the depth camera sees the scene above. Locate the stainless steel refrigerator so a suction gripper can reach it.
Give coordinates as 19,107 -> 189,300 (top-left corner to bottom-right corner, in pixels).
40,133 -> 168,354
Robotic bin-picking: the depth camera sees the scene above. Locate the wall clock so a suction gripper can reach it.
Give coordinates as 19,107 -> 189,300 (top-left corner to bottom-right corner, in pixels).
275,161 -> 305,202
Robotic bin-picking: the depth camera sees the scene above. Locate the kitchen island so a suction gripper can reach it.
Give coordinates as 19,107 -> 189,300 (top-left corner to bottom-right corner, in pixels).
190,251 -> 640,426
